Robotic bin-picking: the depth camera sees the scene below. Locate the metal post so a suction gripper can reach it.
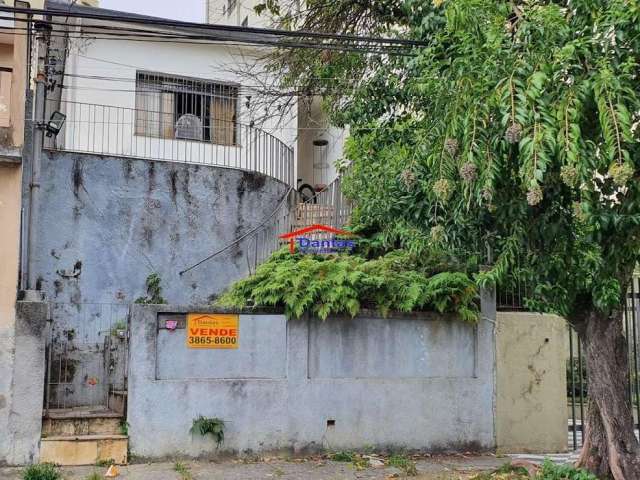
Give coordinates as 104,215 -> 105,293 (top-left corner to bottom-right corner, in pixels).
25,23 -> 50,291
569,329 -> 577,449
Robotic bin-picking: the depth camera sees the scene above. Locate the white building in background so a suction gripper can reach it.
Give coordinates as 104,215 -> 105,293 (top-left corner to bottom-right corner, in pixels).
45,0 -> 345,192
205,0 -> 347,190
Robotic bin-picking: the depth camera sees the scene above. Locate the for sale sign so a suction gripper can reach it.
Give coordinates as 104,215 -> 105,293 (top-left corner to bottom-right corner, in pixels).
186,313 -> 239,349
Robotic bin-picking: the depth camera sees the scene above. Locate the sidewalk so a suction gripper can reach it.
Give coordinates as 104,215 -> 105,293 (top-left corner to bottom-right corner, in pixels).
1,454 -> 508,480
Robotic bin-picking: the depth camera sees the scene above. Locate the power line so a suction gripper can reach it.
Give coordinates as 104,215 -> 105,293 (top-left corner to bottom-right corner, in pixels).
0,18 -> 416,56
0,4 -> 427,49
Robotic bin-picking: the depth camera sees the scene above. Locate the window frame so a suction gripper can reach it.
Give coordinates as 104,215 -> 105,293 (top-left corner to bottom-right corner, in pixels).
134,70 -> 240,146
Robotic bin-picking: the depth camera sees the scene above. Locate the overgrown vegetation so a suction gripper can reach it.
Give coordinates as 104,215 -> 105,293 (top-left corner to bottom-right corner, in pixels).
471,460 -> 599,480
84,472 -> 102,480
174,461 -> 192,480
110,320 -> 127,337
329,451 -> 371,470
135,273 -> 167,304
538,460 -> 598,480
253,0 -> 640,477
387,454 -> 418,476
22,464 -> 61,480
190,416 -> 225,448
217,248 -> 478,321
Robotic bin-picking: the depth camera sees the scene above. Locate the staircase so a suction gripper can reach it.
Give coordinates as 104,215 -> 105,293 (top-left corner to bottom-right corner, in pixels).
40,406 -> 128,465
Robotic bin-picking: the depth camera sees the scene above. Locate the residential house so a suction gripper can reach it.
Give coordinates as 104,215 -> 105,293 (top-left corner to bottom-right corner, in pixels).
205,0 -> 347,191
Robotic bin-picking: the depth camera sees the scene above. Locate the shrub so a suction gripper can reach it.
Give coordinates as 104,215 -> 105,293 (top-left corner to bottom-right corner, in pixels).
216,249 -> 478,321
330,451 -> 355,462
387,454 -> 418,476
538,460 -> 598,480
22,464 -> 61,480
190,415 -> 225,448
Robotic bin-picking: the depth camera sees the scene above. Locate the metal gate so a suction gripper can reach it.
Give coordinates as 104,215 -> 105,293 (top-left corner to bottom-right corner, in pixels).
567,276 -> 640,450
44,302 -> 129,413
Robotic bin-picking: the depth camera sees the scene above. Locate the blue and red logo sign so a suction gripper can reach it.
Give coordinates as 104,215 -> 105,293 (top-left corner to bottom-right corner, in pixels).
279,224 -> 357,254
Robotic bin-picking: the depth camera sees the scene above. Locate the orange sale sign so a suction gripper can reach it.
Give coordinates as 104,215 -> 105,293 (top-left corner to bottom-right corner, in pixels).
186,313 -> 239,349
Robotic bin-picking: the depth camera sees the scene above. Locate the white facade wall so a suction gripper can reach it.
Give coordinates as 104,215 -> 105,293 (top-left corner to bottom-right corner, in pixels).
58,37 -> 299,184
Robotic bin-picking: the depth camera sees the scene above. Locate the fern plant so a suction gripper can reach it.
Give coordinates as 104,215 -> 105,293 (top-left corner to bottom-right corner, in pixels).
190,416 -> 225,448
216,248 -> 478,322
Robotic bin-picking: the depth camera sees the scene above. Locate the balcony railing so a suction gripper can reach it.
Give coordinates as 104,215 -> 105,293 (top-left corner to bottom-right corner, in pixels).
179,175 -> 353,277
46,100 -> 295,186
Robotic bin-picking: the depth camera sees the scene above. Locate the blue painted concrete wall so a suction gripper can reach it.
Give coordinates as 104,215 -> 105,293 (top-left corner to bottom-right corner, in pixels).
33,151 -> 289,407
128,306 -> 497,457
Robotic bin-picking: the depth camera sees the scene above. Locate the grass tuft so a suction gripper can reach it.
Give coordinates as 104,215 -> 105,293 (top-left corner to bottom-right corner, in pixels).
22,464 -> 61,480
387,454 -> 418,476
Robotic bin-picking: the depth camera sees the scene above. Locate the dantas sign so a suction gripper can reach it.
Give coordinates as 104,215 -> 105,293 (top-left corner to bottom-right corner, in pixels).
279,224 -> 357,254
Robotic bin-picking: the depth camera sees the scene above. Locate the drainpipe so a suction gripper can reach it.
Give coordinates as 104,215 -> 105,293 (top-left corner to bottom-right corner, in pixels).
24,21 -> 51,293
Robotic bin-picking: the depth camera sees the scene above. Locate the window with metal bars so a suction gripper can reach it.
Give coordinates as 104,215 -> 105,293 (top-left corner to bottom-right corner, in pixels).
135,71 -> 239,146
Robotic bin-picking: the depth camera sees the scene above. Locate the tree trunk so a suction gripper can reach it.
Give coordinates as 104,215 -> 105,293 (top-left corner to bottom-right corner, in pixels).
575,308 -> 640,479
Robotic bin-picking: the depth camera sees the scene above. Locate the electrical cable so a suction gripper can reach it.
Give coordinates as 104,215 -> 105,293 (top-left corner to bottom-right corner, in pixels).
0,5 -> 427,48
179,186 -> 294,275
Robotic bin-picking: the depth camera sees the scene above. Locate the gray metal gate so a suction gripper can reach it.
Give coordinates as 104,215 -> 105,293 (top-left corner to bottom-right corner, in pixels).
44,302 -> 129,412
567,279 -> 640,450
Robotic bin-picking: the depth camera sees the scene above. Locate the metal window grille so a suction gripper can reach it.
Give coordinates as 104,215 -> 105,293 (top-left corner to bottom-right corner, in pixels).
134,71 -> 239,146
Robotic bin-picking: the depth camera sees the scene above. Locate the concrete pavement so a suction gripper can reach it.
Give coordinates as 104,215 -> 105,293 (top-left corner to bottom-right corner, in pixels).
0,454 -> 509,479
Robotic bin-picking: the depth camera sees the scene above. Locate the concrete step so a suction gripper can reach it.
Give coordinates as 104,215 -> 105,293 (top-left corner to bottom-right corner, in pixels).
43,407 -> 124,436
42,415 -> 123,436
40,434 -> 128,466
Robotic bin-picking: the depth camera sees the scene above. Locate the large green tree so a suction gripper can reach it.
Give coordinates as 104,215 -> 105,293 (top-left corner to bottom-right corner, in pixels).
261,0 -> 640,477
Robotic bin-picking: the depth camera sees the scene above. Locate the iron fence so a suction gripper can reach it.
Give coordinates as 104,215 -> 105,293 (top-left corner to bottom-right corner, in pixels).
46,99 -> 295,186
183,175 -> 353,276
567,275 -> 640,450
45,302 -> 129,413
293,175 -> 352,233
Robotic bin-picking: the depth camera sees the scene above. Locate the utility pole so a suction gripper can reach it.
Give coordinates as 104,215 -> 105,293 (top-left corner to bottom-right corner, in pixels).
24,20 -> 51,294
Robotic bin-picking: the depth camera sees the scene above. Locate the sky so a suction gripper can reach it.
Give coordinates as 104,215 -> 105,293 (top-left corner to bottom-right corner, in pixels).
100,0 -> 204,22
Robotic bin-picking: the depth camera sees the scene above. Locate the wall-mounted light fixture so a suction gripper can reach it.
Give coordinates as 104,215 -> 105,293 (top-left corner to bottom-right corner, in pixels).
45,111 -> 66,137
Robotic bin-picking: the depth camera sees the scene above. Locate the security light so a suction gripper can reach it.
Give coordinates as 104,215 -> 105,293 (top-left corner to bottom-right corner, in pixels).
45,111 -> 66,137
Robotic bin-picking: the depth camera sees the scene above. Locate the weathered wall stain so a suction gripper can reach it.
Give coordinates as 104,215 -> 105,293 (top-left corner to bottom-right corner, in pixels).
33,151 -> 289,406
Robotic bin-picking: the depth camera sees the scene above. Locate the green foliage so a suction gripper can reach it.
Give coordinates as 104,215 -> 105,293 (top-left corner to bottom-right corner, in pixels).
216,248 -> 478,321
190,416 -> 225,448
328,451 -> 370,470
266,0 -> 640,320
387,454 -> 418,476
118,419 -> 129,436
110,320 -> 127,337
95,458 -> 114,467
330,451 -> 355,462
471,460 -> 598,479
538,459 -> 598,480
84,472 -> 102,480
135,273 -> 167,305
22,464 -> 61,480
174,461 -> 192,480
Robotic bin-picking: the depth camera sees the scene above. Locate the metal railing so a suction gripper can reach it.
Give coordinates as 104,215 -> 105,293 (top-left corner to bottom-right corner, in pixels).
567,275 -> 640,450
45,302 -> 129,412
47,99 -> 295,186
294,175 -> 352,233
181,175 -> 353,276
241,176 -> 352,272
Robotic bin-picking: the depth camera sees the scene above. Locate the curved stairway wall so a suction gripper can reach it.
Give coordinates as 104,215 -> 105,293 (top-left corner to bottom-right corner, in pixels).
30,151 -> 290,407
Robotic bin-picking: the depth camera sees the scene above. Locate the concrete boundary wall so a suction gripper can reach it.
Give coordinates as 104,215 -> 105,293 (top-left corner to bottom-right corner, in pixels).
0,301 -> 48,466
495,312 -> 568,453
128,305 -> 497,458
